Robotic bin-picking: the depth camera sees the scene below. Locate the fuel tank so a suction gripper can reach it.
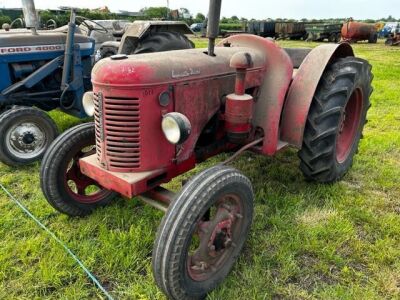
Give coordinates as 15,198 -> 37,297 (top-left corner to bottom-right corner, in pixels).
341,21 -> 377,41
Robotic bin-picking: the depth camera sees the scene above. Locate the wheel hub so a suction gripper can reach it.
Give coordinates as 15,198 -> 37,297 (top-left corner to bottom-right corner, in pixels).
336,88 -> 363,163
188,195 -> 243,281
6,122 -> 46,158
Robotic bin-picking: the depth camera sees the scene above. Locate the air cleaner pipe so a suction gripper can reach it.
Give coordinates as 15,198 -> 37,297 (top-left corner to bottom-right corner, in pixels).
21,0 -> 39,35
207,0 -> 222,56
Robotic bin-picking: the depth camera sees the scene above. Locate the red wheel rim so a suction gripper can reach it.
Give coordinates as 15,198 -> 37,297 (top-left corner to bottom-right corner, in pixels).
336,88 -> 363,163
186,194 -> 244,282
63,145 -> 111,204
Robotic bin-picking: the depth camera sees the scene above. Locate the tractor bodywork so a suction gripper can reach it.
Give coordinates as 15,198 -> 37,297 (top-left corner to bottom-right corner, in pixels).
78,34 -> 355,198
0,31 -> 94,117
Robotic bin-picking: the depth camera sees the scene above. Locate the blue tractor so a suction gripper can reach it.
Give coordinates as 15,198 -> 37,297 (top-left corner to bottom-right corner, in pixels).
0,0 -> 194,166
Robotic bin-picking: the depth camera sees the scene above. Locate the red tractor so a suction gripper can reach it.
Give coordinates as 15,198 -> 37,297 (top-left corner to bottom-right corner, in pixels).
40,1 -> 373,299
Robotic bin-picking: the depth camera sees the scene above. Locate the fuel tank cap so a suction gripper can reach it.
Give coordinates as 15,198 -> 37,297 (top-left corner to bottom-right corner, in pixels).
110,54 -> 128,60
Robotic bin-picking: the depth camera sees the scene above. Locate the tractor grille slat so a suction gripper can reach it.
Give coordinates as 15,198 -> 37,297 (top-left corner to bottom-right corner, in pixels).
94,93 -> 141,170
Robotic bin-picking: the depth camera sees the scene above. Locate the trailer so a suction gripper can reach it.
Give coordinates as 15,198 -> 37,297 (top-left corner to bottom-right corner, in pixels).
341,21 -> 378,43
305,23 -> 343,42
248,21 -> 275,38
275,21 -> 307,40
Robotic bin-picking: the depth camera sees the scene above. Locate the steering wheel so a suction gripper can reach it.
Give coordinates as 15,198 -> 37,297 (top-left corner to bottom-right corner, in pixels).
75,16 -> 109,34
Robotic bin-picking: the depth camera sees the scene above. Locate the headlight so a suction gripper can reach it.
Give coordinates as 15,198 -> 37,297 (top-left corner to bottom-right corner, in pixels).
82,92 -> 95,117
161,113 -> 191,145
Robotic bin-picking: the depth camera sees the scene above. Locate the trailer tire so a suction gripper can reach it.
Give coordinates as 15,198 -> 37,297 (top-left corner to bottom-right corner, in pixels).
40,123 -> 117,217
368,33 -> 378,44
298,57 -> 372,183
152,165 -> 254,300
133,31 -> 195,54
0,106 -> 58,166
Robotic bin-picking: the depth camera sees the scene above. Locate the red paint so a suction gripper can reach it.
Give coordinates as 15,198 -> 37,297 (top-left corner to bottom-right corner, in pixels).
341,21 -> 377,42
80,34 -> 358,203
218,35 -> 294,155
280,43 -> 354,148
336,88 -> 363,163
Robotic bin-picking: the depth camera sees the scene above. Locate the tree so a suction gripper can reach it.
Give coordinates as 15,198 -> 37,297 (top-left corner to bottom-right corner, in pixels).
195,13 -> 205,21
0,14 -> 12,27
140,7 -> 170,19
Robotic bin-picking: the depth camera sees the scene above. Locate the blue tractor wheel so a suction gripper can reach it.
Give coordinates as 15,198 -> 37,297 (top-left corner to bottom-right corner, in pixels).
0,106 -> 58,166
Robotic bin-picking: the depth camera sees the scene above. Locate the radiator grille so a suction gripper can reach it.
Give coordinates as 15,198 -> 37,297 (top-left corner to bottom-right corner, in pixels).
94,93 -> 141,170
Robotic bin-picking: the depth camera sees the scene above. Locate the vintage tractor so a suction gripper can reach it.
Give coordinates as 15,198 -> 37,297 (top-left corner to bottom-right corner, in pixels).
40,0 -> 373,298
0,0 -> 193,167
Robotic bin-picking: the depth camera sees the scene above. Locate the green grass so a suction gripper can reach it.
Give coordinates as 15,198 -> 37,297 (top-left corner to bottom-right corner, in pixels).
1,39 -> 399,299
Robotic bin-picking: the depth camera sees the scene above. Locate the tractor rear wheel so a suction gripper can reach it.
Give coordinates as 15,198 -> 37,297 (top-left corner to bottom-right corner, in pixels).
152,166 -> 254,300
298,57 -> 372,183
40,123 -> 117,217
133,31 -> 195,54
0,106 -> 58,166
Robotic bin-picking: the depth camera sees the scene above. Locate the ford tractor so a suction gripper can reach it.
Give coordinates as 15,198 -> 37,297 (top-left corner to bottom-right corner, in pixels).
40,0 -> 373,298
0,0 -> 193,167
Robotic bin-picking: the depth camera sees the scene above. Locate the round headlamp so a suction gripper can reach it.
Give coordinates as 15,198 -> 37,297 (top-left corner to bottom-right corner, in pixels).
161,113 -> 191,145
82,92 -> 95,117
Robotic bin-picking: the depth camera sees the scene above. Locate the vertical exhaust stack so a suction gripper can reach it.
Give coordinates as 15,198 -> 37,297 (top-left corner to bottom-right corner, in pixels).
21,0 -> 39,35
207,0 -> 222,56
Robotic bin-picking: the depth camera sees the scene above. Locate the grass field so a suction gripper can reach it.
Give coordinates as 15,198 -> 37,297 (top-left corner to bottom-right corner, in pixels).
0,39 -> 399,300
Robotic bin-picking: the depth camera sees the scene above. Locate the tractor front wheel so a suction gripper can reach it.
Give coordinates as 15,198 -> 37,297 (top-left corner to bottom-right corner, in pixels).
40,123 -> 117,217
0,106 -> 58,166
299,57 -> 372,183
152,166 -> 254,300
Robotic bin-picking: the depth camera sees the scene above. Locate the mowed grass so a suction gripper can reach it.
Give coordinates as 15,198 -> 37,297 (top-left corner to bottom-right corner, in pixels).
1,39 -> 399,299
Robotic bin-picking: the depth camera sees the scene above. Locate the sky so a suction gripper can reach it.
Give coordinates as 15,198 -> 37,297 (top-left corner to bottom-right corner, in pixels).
0,0 -> 399,20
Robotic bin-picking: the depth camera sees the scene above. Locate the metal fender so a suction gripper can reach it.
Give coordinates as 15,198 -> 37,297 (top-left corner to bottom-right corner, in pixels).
280,43 -> 354,148
219,35 -> 293,155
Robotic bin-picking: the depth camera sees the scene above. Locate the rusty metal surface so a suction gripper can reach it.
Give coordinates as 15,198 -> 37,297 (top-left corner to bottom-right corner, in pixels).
79,154 -> 166,197
92,47 -> 266,87
219,34 -> 294,155
341,21 -> 377,41
280,43 -> 354,148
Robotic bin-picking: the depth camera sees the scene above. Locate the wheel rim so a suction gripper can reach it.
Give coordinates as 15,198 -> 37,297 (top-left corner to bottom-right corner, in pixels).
5,122 -> 47,159
336,88 -> 363,163
63,144 -> 111,204
187,194 -> 244,282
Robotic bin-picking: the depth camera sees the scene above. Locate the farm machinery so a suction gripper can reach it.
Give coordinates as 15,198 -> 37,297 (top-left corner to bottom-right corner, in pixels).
385,24 -> 400,46
40,0 -> 373,298
0,0 -> 193,166
341,20 -> 378,43
275,21 -> 308,40
305,23 -> 343,42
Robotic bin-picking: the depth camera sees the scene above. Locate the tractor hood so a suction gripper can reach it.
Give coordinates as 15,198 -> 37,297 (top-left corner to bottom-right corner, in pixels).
91,47 -> 267,87
0,32 -> 94,55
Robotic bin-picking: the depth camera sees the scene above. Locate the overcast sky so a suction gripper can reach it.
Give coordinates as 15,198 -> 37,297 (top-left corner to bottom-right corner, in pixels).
0,0 -> 399,20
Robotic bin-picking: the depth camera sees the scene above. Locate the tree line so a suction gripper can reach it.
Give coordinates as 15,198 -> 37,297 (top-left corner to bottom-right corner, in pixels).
0,6 -> 399,29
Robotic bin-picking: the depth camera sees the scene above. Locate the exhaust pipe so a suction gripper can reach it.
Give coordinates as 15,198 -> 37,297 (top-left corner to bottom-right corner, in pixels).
21,0 -> 39,34
207,0 -> 222,56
